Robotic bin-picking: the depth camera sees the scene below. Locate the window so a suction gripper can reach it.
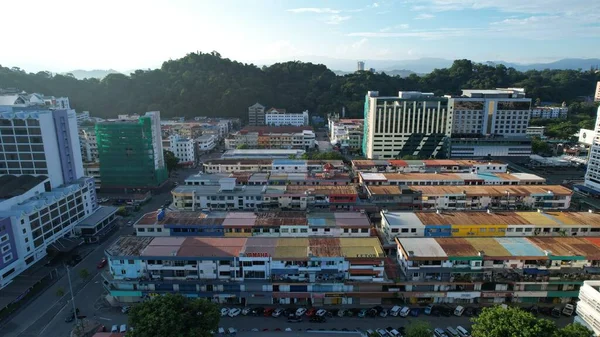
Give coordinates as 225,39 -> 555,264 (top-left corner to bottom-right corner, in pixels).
3,253 -> 13,263
1,244 -> 10,253
138,228 -> 146,232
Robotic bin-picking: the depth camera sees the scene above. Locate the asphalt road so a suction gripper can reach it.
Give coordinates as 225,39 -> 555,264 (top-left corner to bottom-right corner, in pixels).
3,188 -> 175,337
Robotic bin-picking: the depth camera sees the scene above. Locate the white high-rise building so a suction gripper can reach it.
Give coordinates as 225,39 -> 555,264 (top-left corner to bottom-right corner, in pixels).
595,81 -> 600,102
169,134 -> 195,164
362,91 -> 451,159
575,281 -> 600,335
585,106 -> 600,192
0,107 -> 84,188
448,88 -> 531,136
357,61 -> 365,71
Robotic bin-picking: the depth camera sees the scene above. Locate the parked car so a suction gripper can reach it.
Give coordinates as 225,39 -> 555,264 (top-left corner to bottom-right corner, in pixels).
272,308 -> 284,317
390,305 -> 402,317
251,307 -> 264,316
328,309 -> 339,317
379,309 -> 388,318
121,306 -> 130,314
410,308 -> 420,317
316,309 -> 328,317
563,304 -> 575,317
399,306 -> 411,317
287,315 -> 303,323
296,308 -> 307,317
528,306 -> 539,316
305,308 -> 317,317
376,329 -> 389,337
283,308 -> 296,317
111,325 -> 118,333
263,308 -> 275,316
337,309 -> 346,317
227,327 -> 237,335
309,316 -> 326,323
424,304 -> 435,315
454,305 -> 465,317
551,307 -> 562,318
464,307 -> 475,317
228,308 -> 241,317
220,308 -> 230,317
434,328 -> 449,337
367,308 -> 378,317
441,306 -> 452,317
358,309 -> 368,318
241,307 -> 252,316
97,257 -> 107,269
119,325 -> 127,333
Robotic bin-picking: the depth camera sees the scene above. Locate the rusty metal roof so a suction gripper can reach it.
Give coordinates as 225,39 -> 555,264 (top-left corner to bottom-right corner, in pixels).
436,238 -> 481,257
415,211 -> 529,226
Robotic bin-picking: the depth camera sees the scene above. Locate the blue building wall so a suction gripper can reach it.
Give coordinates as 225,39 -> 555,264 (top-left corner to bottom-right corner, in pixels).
0,217 -> 18,270
424,225 -> 452,237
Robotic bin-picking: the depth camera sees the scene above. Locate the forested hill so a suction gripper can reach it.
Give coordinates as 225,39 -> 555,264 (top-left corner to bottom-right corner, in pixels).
1,52 -> 599,120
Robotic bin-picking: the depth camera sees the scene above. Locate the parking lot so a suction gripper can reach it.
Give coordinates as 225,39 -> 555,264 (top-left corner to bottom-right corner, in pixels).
215,305 -> 576,335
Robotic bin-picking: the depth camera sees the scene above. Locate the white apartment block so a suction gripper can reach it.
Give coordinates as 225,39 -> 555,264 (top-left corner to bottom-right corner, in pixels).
265,109 -> 309,126
76,111 -> 91,125
196,134 -> 216,152
79,127 -> 98,162
585,107 -> 600,192
526,126 -> 545,138
531,107 -> 568,119
0,107 -> 84,188
169,134 -> 195,164
328,114 -> 364,151
363,91 -> 451,159
448,88 -> 532,136
576,281 -> 600,336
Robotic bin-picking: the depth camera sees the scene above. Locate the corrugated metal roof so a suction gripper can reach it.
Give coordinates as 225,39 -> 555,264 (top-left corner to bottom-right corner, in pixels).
106,237 -> 153,257
397,238 -> 446,258
495,237 -> 546,257
515,212 -> 559,226
528,237 -> 600,257
436,238 -> 480,257
382,212 -> 424,228
367,186 -> 403,195
464,238 -> 510,257
409,185 -> 572,197
545,212 -> 600,227
415,211 -> 527,226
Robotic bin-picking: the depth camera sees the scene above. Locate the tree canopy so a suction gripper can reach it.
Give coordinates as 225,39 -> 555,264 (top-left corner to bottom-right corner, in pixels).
471,306 -> 592,337
1,53 -> 599,121
163,150 -> 179,174
128,293 -> 219,337
405,321 -> 433,337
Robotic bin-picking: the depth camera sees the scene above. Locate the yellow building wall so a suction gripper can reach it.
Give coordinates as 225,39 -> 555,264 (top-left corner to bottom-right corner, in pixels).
451,224 -> 508,237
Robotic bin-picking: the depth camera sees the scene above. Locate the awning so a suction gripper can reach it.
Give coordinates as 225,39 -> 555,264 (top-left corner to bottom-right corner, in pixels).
585,267 -> 600,274
523,268 -> 550,275
48,237 -> 84,253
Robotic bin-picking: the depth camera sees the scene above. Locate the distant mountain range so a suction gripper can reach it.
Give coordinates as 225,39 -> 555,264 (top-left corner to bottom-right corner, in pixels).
67,57 -> 600,80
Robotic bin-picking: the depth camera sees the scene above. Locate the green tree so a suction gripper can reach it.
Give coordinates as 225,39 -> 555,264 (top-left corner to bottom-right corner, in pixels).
554,323 -> 594,337
55,287 -> 65,297
128,293 -> 219,337
405,321 -> 433,337
531,137 -> 551,155
164,150 -> 179,175
236,144 -> 249,149
472,306 -> 557,337
78,268 -> 90,280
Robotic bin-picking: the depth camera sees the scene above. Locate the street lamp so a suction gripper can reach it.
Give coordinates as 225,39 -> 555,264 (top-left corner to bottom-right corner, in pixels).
65,263 -> 79,326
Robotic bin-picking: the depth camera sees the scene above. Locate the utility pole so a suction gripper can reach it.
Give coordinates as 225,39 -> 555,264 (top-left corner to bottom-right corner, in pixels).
65,264 -> 79,326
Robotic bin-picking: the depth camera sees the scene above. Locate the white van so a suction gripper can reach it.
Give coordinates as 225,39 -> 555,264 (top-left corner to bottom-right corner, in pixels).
456,326 -> 471,337
434,328 -> 449,337
446,327 -> 459,337
119,324 -> 127,333
454,305 -> 465,316
390,305 -> 402,317
388,329 -> 401,337
399,306 -> 410,317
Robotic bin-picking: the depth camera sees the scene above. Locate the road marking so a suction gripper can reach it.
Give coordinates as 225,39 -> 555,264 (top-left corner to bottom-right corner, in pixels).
98,317 -> 112,321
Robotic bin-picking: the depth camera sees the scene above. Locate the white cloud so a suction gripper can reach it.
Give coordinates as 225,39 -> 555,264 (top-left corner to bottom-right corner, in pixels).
348,28 -> 479,39
415,13 -> 435,19
287,7 -> 340,14
370,2 -> 380,8
352,38 -> 368,49
325,15 -> 352,25
380,24 -> 410,32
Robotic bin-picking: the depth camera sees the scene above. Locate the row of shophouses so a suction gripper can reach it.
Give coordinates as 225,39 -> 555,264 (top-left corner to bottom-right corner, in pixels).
102,209 -> 600,306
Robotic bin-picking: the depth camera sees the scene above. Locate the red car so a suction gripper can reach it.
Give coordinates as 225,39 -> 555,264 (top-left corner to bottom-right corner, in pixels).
97,257 -> 107,269
306,308 -> 317,317
263,308 -> 275,316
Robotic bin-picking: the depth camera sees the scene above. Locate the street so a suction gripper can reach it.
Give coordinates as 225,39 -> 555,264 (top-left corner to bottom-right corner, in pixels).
2,185 -> 176,337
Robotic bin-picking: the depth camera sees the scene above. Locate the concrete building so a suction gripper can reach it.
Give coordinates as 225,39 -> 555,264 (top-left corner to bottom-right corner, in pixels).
351,159 -> 509,173
169,134 -> 195,165
585,107 -> 600,193
531,107 -> 568,119
446,136 -> 532,158
0,107 -> 85,188
358,171 -> 545,187
595,82 -> 600,102
202,159 -> 344,174
133,210 -> 372,238
222,149 -> 306,159
195,134 -> 216,153
95,111 -> 167,189
76,111 -> 91,125
79,126 -> 98,162
526,126 -> 546,138
449,88 -> 532,137
328,114 -> 364,151
265,109 -> 309,126
357,61 -> 365,71
225,126 -> 316,150
83,162 -> 101,189
248,103 -> 265,126
102,236 -> 384,304
576,281 -> 600,336
363,91 -> 451,159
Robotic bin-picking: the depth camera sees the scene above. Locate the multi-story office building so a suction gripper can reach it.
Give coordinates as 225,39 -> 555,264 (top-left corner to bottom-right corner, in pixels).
133,210 -> 372,238
265,109 -> 309,126
576,281 -> 600,335
196,134 -> 216,153
395,235 -> 600,305
202,159 -> 344,174
531,107 -> 568,119
225,126 -> 316,150
102,236 -> 385,304
328,114 -> 364,151
95,111 -> 167,190
0,107 -> 84,188
248,103 -> 265,126
363,91 -> 451,159
79,126 -> 98,162
448,88 -> 531,137
169,134 -> 195,165
83,162 -> 101,189
585,107 -> 600,193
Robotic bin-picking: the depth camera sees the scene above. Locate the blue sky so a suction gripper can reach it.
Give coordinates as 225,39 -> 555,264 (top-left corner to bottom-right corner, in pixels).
3,0 -> 600,72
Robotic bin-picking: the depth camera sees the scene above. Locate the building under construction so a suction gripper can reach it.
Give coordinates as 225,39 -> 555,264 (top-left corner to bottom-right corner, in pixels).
95,111 -> 167,190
